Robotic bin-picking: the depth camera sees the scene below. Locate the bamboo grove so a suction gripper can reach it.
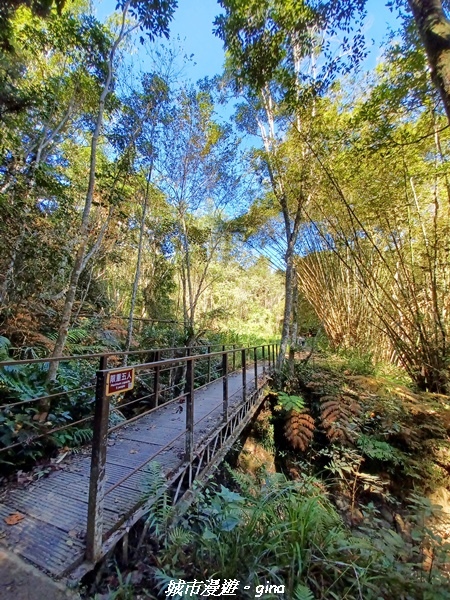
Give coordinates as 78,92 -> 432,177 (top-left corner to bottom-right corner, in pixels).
217,0 -> 450,393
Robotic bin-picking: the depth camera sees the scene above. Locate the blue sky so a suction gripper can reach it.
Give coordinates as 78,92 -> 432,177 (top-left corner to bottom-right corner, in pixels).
168,0 -> 399,80
97,0 -> 401,82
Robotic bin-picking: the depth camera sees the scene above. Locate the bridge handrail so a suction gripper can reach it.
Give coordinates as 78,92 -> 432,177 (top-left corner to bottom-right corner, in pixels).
0,344 -> 279,456
86,342 -> 278,560
97,344 -> 270,373
0,343 -> 274,368
0,341 -> 279,568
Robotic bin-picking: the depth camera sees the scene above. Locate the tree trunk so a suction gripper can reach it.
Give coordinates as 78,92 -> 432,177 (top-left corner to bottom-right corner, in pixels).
47,241 -> 88,380
47,4 -> 131,382
277,247 -> 295,369
124,173 -> 152,362
0,230 -> 22,306
288,273 -> 299,368
408,0 -> 450,123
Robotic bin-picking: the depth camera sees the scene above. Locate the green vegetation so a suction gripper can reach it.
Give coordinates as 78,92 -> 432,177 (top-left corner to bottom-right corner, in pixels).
1,1 -> 450,598
1,0 -> 449,391
91,352 -> 450,600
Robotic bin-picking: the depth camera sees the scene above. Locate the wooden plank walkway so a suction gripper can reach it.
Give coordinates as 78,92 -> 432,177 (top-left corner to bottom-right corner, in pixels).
0,364 -> 266,579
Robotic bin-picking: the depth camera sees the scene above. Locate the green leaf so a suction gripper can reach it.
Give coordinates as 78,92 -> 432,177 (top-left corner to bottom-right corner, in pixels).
293,584 -> 314,600
277,392 -> 305,412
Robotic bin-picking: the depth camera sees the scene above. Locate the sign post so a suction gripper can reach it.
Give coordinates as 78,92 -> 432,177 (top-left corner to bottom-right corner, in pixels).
106,367 -> 135,396
86,366 -> 135,561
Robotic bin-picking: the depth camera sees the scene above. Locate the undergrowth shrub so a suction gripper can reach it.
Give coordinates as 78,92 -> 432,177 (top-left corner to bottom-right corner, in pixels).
150,472 -> 381,599
265,353 -> 450,596
356,495 -> 450,599
338,348 -> 376,376
272,354 -> 449,495
0,357 -> 96,469
141,470 -> 450,600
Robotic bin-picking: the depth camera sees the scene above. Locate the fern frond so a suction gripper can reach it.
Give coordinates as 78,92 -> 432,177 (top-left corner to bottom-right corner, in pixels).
0,364 -> 47,401
319,394 -> 362,444
167,526 -> 193,549
294,582 -> 314,600
151,568 -> 176,594
142,462 -> 174,537
225,463 -> 258,496
277,392 -> 305,412
357,434 -> 404,465
285,410 -> 315,451
71,428 -> 93,446
0,336 -> 11,361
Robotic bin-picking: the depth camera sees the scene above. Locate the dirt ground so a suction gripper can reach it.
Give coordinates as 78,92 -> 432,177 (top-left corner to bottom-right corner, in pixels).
0,549 -> 80,600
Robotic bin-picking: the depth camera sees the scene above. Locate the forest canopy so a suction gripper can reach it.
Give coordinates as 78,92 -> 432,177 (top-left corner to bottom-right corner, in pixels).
0,0 -> 449,394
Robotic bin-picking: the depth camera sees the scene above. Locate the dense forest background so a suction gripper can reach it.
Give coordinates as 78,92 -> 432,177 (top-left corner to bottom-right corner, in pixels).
0,0 -> 288,363
1,2 -> 450,599
0,0 -> 449,387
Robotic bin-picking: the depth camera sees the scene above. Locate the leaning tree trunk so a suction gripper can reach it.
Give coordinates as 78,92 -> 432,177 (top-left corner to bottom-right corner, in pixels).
47,5 -> 131,383
409,0 -> 450,124
124,174 -> 152,363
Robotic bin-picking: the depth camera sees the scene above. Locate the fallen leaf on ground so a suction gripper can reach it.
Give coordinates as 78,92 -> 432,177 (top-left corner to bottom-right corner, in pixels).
55,451 -> 68,464
4,512 -> 25,525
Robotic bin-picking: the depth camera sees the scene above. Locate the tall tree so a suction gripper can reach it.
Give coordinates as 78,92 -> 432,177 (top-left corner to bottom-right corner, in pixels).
47,0 -> 177,379
156,83 -> 241,343
291,48 -> 450,392
215,0 -> 367,366
0,5 -> 110,315
113,72 -> 172,355
407,0 -> 450,123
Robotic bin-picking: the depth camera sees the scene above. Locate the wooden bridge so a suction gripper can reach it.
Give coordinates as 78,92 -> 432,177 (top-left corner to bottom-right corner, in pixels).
0,344 -> 277,580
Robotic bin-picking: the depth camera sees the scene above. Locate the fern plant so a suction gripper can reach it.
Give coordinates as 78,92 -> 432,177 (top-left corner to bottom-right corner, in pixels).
0,336 -> 11,361
357,434 -> 405,466
0,356 -> 96,469
275,392 -> 316,452
276,392 -> 305,412
293,584 -> 314,600
284,410 -> 315,452
139,462 -> 179,544
320,394 -> 362,444
46,321 -> 108,355
152,472 -> 382,599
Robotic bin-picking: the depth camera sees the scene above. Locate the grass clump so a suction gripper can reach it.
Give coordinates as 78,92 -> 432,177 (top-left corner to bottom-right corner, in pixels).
150,472 -> 381,599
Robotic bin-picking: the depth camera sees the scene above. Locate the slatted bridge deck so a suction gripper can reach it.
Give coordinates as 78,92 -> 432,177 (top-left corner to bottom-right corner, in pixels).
0,344 -> 276,580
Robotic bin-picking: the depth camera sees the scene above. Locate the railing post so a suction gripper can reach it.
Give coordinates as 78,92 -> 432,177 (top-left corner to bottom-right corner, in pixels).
222,350 -> 228,422
254,346 -> 258,391
232,344 -> 236,371
221,344 -> 225,375
153,349 -> 160,407
86,356 -> 109,563
241,348 -> 247,402
262,345 -> 266,374
185,357 -> 194,463
207,345 -> 211,383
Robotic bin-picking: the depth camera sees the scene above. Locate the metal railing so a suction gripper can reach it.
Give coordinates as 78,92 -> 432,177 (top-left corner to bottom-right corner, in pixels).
0,342 -> 279,563
85,343 -> 278,560
0,344 -> 245,459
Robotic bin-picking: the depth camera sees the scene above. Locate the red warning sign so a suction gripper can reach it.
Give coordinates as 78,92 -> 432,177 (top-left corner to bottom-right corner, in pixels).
106,367 -> 135,396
